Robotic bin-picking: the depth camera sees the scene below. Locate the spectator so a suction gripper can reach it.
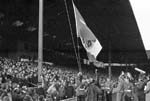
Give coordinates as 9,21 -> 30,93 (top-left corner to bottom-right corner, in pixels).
64,81 -> 75,99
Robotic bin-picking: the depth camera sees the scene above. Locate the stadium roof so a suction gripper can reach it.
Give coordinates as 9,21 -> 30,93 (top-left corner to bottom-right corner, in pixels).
0,0 -> 149,66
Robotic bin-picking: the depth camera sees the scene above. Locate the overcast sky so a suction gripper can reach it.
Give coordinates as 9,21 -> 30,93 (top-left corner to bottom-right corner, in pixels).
130,0 -> 150,50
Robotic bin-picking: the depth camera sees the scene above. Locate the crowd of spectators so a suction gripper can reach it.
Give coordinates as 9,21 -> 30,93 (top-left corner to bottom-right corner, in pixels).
0,56 -> 119,101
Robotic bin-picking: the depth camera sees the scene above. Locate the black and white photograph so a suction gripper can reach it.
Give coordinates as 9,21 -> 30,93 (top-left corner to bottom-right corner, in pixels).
0,0 -> 150,101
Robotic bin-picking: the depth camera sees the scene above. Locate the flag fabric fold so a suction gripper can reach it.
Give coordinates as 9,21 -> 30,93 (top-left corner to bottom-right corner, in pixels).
72,2 -> 102,61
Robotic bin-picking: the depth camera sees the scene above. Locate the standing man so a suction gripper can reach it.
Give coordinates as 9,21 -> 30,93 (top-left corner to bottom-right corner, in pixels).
76,72 -> 86,101
112,72 -> 126,101
145,75 -> 150,101
85,78 -> 103,101
105,78 -> 113,101
135,73 -> 147,101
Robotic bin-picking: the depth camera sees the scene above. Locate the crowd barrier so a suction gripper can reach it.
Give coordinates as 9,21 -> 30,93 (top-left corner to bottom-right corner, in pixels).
60,97 -> 77,101
34,60 -> 54,66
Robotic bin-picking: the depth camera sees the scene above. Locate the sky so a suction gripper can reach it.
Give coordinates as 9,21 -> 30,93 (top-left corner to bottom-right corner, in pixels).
129,0 -> 150,50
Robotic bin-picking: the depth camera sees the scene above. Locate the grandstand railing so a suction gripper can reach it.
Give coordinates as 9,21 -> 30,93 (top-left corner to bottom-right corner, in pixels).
60,97 -> 77,101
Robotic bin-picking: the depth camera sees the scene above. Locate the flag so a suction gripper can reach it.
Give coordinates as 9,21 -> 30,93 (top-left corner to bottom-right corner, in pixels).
87,52 -> 97,62
72,2 -> 102,60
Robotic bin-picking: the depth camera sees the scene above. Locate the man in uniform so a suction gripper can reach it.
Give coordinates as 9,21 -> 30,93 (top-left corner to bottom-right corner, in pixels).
76,72 -> 86,101
145,75 -> 150,101
112,72 -> 126,101
123,73 -> 134,101
86,77 -> 103,101
135,74 -> 147,101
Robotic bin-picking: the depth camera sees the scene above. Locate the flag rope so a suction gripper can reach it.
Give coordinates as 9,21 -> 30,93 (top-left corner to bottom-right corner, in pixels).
77,36 -> 82,72
64,0 -> 82,72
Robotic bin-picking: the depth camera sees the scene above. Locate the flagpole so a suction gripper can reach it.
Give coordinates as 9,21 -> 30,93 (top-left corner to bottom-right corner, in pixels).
38,0 -> 43,83
72,0 -> 82,72
64,0 -> 82,72
108,36 -> 112,80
